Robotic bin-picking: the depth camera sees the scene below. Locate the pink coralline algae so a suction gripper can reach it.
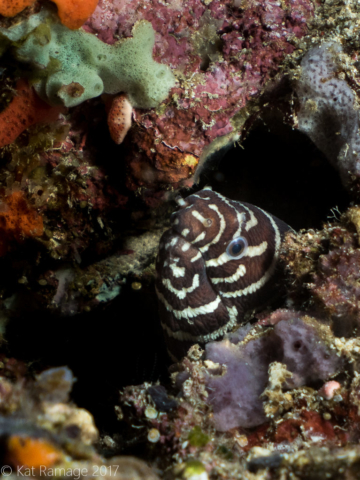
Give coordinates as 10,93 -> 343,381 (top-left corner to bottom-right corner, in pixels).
85,0 -> 314,195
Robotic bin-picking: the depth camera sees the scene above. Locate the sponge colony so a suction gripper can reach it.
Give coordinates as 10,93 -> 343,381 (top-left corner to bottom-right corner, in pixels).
0,8 -> 176,108
295,41 -> 360,188
204,313 -> 342,431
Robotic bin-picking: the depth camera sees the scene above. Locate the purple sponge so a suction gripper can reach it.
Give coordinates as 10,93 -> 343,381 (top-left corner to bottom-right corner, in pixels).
205,313 -> 342,431
295,42 -> 360,188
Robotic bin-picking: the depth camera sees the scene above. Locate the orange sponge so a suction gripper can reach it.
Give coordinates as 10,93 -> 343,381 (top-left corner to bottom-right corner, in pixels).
0,0 -> 98,29
0,79 -> 62,148
7,435 -> 62,469
0,191 -> 44,256
0,0 -> 33,16
54,0 -> 99,30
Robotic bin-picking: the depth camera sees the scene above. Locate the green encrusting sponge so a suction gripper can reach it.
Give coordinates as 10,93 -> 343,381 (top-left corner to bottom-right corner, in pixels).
0,8 -> 176,108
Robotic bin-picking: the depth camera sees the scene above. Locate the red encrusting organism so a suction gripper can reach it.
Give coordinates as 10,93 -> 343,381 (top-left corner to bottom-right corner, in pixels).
0,191 -> 44,256
0,79 -> 63,148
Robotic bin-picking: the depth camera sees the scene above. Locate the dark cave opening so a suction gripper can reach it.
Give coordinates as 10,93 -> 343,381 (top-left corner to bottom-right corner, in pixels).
198,119 -> 350,231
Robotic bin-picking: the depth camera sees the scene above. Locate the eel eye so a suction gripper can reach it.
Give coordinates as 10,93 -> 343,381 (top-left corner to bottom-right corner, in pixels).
205,218 -> 212,227
226,236 -> 248,259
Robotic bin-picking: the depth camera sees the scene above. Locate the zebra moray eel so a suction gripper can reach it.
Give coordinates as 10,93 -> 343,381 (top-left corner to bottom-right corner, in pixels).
155,187 -> 291,361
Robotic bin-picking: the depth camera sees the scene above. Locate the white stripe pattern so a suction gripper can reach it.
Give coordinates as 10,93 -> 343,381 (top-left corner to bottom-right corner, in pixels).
199,204 -> 226,253
163,274 -> 200,299
192,231 -> 206,243
169,262 -> 185,278
192,210 -> 210,227
219,211 -> 281,298
181,243 -> 190,252
210,264 -> 246,284
206,251 -> 232,268
191,251 -> 202,262
212,190 -> 246,239
156,288 -> 221,321
165,237 -> 178,249
246,241 -> 267,257
161,305 -> 238,342
155,187 -> 289,360
191,194 -> 212,201
241,204 -> 258,231
232,211 -> 246,239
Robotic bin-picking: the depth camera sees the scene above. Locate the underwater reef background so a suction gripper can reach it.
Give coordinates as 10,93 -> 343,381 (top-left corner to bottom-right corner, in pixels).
0,0 -> 360,478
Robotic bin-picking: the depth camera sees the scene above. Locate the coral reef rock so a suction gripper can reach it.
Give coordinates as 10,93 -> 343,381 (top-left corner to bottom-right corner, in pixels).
281,206 -> 360,338
85,0 -> 314,193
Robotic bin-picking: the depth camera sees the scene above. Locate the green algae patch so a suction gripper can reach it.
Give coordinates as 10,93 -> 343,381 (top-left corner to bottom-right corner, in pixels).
216,444 -> 234,460
188,425 -> 209,447
182,460 -> 206,478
